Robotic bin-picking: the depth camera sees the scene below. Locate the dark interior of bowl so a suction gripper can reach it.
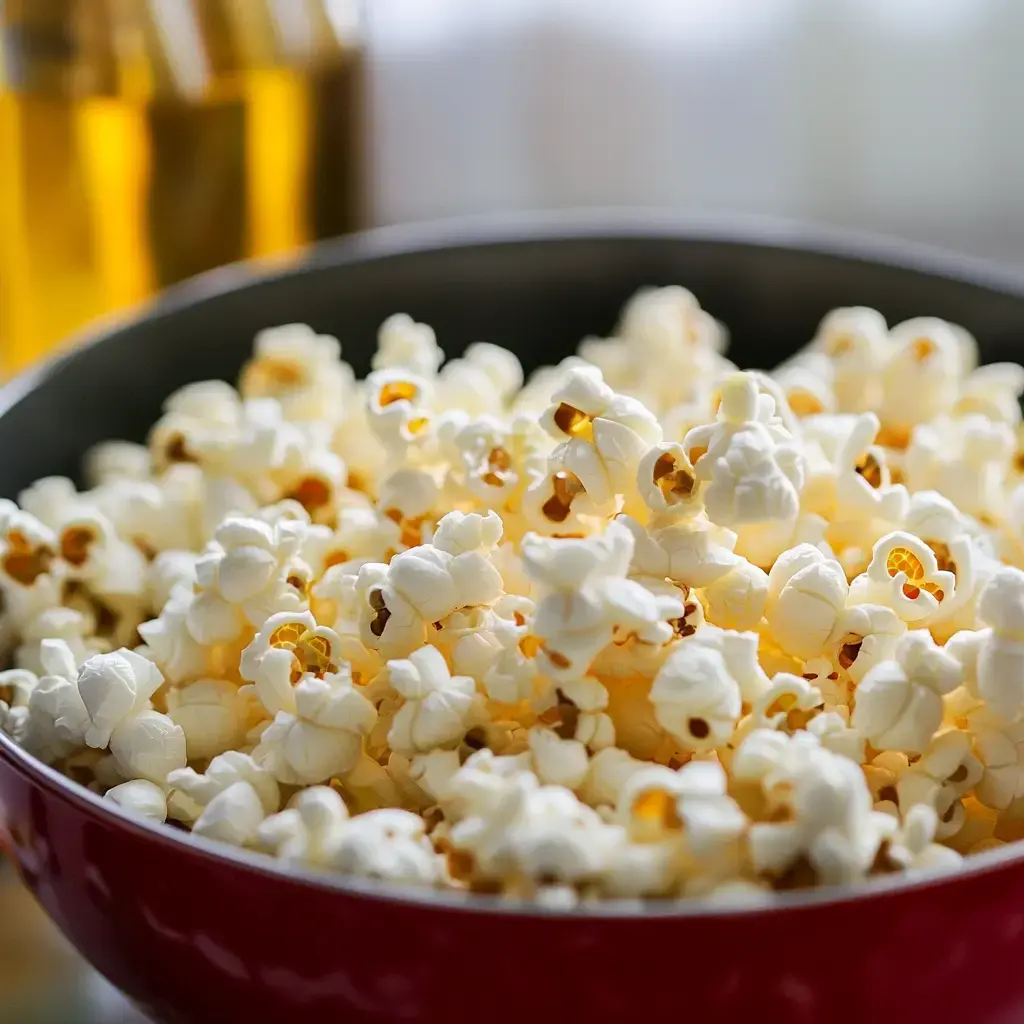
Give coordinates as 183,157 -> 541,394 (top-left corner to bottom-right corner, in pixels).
2,217 -> 1023,498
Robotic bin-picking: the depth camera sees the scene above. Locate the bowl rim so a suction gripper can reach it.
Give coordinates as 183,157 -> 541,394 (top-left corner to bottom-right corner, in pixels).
3,208 -> 1024,920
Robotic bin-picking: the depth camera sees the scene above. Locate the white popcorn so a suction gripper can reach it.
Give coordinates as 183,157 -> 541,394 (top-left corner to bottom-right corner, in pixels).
76,648 -> 165,750
23,639 -> 90,762
137,584 -> 211,684
852,631 -> 962,754
0,509 -> 57,593
621,513 -> 741,589
881,804 -> 963,873
765,544 -> 848,659
737,729 -> 895,885
752,674 -> 824,732
967,709 -> 1024,811
540,365 -> 662,512
107,708 -> 186,786
636,443 -> 702,518
146,550 -> 198,612
84,441 -> 152,487
948,567 -> 1024,722
809,306 -> 890,412
192,781 -> 270,847
828,602 -> 906,684
805,710 -> 866,763
256,785 -> 351,866
702,558 -> 768,632
240,611 -> 342,716
15,606 -> 103,675
451,416 -> 537,506
830,414 -> 909,542
149,380 -> 242,470
649,629 -> 766,750
193,516 -> 309,636
167,750 -> 280,824
617,760 -> 745,860
365,367 -> 434,455
253,671 -> 377,785
0,668 -> 36,742
13,291 -> 1024,904
683,373 -> 806,530
849,531 -> 956,626
905,415 -> 1014,523
473,780 -> 619,888
522,521 -> 680,679
387,645 -> 477,756
957,362 -> 1024,425
166,679 -> 259,761
325,808 -> 442,885
372,313 -> 444,378
240,323 -> 348,423
104,779 -> 167,823
528,726 -> 589,790
880,317 -> 964,437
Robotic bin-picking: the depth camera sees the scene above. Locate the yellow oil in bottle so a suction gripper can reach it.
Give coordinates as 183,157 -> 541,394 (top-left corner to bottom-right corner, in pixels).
0,0 -> 364,372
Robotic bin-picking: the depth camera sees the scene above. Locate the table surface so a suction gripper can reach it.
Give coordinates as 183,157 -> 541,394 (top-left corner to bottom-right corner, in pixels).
0,862 -> 149,1023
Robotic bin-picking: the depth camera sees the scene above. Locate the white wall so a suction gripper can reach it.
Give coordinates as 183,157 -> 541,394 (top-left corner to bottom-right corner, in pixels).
366,0 -> 1024,267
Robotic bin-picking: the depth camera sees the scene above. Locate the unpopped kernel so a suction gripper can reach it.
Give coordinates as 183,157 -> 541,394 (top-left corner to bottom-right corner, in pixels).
9,292 -> 1024,903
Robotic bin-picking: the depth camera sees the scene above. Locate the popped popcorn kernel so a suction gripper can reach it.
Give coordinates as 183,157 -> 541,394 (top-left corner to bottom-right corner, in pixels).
11,287 -> 1018,904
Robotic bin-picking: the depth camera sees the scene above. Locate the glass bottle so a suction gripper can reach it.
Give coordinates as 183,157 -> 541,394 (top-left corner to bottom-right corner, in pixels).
0,0 -> 365,372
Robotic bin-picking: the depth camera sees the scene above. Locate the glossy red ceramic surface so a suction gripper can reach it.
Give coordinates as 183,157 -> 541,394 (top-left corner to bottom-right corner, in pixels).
1,733 -> 1024,1024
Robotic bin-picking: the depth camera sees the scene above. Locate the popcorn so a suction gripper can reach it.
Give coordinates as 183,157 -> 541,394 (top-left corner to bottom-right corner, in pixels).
387,645 -> 477,756
192,781 -> 272,846
104,779 -> 168,823
23,640 -> 90,763
905,415 -> 1014,523
166,679 -> 261,761
848,531 -> 956,626
371,314 -> 444,378
240,324 -> 348,423
827,602 -> 905,684
0,668 -> 36,742
650,627 -> 768,751
240,610 -> 342,716
540,365 -> 662,513
879,804 -> 963,873
636,443 -> 702,519
851,631 -> 962,753
808,306 -> 890,412
735,729 -> 895,885
947,567 -> 1024,722
192,516 -> 309,638
11,290 -> 1024,903
528,725 -> 589,790
84,441 -> 152,487
765,545 -> 848,659
167,750 -> 280,824
256,785 -> 351,866
252,670 -> 376,785
702,557 -> 768,631
108,708 -> 187,786
682,373 -> 806,532
325,808 -> 442,884
879,318 -> 966,442
365,368 -> 434,456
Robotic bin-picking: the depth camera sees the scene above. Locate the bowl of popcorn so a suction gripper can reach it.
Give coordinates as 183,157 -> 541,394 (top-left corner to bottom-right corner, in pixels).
4,214 -> 1024,1023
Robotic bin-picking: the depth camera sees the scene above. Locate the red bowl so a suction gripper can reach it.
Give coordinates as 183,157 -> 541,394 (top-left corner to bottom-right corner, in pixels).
4,215 -> 1024,1023
5,730 -> 1024,1024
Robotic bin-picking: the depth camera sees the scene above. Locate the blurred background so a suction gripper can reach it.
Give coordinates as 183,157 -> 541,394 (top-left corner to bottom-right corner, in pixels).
1,0 -> 1023,1018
